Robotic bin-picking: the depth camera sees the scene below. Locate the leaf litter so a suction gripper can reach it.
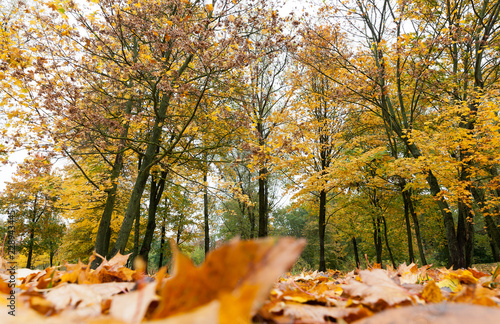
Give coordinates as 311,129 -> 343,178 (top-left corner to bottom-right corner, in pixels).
1,238 -> 500,323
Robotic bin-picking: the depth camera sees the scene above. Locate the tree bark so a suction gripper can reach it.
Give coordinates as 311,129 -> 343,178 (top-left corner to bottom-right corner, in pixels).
319,189 -> 327,272
402,190 -> 414,263
382,215 -> 396,268
470,186 -> 500,261
258,167 -> 268,237
204,170 -> 210,255
26,229 -> 34,269
373,216 -> 383,265
408,196 -> 427,265
139,171 -> 167,267
352,236 -> 360,268
158,218 -> 166,269
109,54 -> 198,258
92,101 -> 132,268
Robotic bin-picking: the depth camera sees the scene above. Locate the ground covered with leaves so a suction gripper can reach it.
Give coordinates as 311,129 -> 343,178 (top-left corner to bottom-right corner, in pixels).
1,238 -> 500,323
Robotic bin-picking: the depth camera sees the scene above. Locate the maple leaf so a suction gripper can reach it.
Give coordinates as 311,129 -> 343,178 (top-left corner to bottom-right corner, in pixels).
341,269 -> 415,308
152,237 -> 306,321
353,303 -> 500,324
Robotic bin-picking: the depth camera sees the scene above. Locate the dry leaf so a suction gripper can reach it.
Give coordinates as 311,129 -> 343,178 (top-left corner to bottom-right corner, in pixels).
152,237 -> 305,320
352,303 -> 500,324
109,282 -> 157,323
342,269 -> 415,307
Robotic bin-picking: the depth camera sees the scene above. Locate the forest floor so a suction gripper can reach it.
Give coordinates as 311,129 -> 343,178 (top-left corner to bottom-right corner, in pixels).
1,238 -> 500,323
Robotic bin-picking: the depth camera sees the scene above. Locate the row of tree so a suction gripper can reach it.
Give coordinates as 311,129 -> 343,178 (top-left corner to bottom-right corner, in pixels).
1,0 -> 499,271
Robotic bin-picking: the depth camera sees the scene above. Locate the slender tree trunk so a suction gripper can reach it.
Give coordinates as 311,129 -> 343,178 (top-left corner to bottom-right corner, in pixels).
425,169 -> 464,268
319,189 -> 327,272
382,216 -> 396,268
402,190 -> 414,263
176,219 -> 183,245
26,229 -> 34,269
485,215 -> 500,262
92,154 -> 124,268
204,170 -> 210,255
249,208 -> 255,239
158,218 -> 166,269
258,167 -> 268,237
409,198 -> 427,265
92,102 -> 132,268
352,236 -> 360,268
470,186 -> 500,261
131,205 -> 141,266
140,171 -> 167,267
108,84 -> 179,258
372,216 -> 382,264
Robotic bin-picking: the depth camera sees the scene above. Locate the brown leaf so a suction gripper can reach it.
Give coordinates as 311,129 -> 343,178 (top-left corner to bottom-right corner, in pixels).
342,269 -> 415,308
152,237 -> 305,320
352,303 -> 500,324
109,282 -> 157,323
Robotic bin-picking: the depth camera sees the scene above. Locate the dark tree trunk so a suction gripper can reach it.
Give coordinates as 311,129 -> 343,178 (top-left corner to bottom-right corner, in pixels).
158,216 -> 167,269
402,190 -> 414,263
131,204 -> 141,266
92,101 -> 132,268
470,186 -> 500,261
485,215 -> 500,261
26,229 -> 35,269
373,216 -> 383,265
249,208 -> 255,239
92,153 -> 124,268
382,216 -> 396,268
109,73 -> 189,258
204,171 -> 210,255
319,189 -> 327,272
176,219 -> 183,245
139,171 -> 167,267
258,167 -> 268,237
425,169 -> 464,268
457,201 -> 474,268
408,197 -> 427,265
352,236 -> 360,268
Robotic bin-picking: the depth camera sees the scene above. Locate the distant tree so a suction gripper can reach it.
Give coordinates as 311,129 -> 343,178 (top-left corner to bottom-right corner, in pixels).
0,154 -> 64,268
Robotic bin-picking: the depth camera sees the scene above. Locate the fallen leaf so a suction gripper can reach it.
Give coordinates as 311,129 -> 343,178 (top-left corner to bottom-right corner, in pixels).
110,282 -> 157,323
342,269 -> 415,308
421,281 -> 444,303
352,303 -> 500,324
152,237 -> 305,320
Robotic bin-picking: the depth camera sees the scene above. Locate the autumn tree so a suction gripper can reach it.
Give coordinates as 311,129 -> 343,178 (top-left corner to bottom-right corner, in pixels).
0,154 -> 64,268
295,0 -> 500,268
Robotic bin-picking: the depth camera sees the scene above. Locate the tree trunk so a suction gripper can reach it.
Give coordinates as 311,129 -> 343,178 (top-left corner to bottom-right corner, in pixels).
158,218 -> 166,269
402,190 -> 414,263
485,215 -> 500,262
131,204 -> 141,267
352,236 -> 360,268
249,208 -> 255,239
92,101 -> 132,268
408,197 -> 427,265
382,216 -> 396,268
26,229 -> 35,269
319,189 -> 327,272
373,216 -> 383,265
139,171 -> 167,267
258,167 -> 268,237
470,186 -> 500,261
425,169 -> 464,268
204,170 -> 210,255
